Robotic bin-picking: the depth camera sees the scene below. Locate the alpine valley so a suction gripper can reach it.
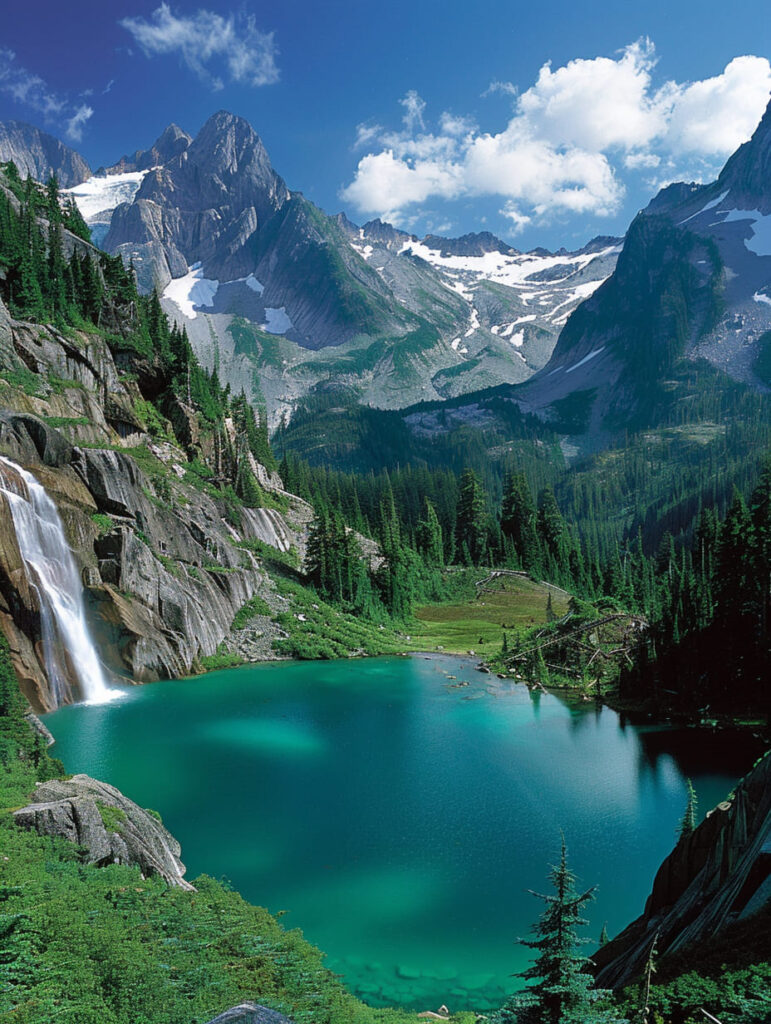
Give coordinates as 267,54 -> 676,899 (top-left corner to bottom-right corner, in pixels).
0,78 -> 769,1024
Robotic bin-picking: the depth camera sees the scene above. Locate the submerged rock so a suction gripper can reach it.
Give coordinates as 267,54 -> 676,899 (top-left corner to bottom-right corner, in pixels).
14,774 -> 194,889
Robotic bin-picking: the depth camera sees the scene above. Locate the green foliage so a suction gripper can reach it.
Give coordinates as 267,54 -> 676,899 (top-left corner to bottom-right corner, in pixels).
199,647 -> 244,671
232,595 -> 273,630
272,578 -> 403,660
91,513 -> 113,536
96,802 -> 127,833
678,779 -> 698,838
498,837 -> 619,1024
0,367 -> 44,397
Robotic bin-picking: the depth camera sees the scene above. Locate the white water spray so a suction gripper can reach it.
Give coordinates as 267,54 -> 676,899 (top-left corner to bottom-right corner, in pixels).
0,456 -> 121,706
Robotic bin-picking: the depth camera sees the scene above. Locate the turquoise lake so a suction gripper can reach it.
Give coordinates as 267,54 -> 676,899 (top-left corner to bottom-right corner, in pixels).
45,655 -> 761,1011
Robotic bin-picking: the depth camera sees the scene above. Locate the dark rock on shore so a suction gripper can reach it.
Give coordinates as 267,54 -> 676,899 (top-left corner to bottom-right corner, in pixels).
593,750 -> 771,989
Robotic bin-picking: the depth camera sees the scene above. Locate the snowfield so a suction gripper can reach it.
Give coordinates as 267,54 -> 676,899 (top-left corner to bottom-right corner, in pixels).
263,307 -> 293,335
399,239 -> 621,289
63,170 -> 150,223
163,264 -> 220,319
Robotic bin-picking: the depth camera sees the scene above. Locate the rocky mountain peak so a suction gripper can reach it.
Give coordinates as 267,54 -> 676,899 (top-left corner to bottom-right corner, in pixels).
105,110 -> 289,284
717,96 -> 771,211
422,230 -> 519,258
188,110 -> 277,184
100,122 -> 193,176
0,120 -> 91,186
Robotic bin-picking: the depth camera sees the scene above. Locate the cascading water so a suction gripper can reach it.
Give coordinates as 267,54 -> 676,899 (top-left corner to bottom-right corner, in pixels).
0,456 -> 120,706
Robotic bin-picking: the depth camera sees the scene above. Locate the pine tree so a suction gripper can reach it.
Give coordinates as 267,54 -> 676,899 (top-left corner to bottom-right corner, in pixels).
501,472 -> 539,571
678,778 -> 698,838
502,837 -> 610,1024
416,498 -> 444,567
456,468 -> 487,565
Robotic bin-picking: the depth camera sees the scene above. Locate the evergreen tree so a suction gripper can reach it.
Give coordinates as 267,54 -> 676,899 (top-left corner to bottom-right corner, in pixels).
456,468 -> 487,565
416,498 -> 444,567
501,472 -> 539,571
678,779 -> 698,839
501,837 -> 611,1024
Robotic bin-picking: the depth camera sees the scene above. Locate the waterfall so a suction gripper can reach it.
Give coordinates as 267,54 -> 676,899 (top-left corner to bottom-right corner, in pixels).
0,456 -> 121,706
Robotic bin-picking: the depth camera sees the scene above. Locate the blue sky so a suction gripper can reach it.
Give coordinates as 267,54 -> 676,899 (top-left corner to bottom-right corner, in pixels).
1,1 -> 770,250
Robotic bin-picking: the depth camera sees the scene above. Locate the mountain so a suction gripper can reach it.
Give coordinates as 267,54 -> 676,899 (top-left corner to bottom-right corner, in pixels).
398,97 -> 771,456
47,111 -> 620,425
104,110 -> 290,286
98,123 -> 192,175
505,98 -> 771,438
341,219 -> 621,392
0,120 -> 91,186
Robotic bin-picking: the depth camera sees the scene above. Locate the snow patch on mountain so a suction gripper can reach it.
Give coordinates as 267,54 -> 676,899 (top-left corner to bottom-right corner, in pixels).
565,347 -> 605,374
551,280 -> 607,324
263,307 -> 293,335
714,208 -> 771,257
64,170 -> 150,222
464,308 -> 480,338
753,291 -> 771,307
678,190 -> 729,225
400,239 -> 621,288
245,274 -> 265,294
163,263 -> 219,319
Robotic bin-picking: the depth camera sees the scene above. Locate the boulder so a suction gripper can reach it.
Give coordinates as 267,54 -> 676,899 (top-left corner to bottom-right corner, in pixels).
204,1006 -> 293,1024
14,774 -> 194,889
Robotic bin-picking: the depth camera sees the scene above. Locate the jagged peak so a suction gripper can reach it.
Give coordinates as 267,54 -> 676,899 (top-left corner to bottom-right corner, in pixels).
422,230 -> 518,257
716,95 -> 771,207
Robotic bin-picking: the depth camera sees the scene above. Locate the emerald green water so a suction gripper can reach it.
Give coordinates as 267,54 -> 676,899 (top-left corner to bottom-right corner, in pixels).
45,655 -> 760,1011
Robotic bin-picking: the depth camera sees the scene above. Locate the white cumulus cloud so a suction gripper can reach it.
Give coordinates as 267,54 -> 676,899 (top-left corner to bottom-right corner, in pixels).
341,42 -> 771,231
120,4 -> 279,90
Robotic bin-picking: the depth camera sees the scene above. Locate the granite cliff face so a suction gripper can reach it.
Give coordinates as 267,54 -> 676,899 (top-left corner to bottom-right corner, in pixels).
593,750 -> 771,989
105,111 -> 290,287
0,288 -> 312,711
0,120 -> 91,186
99,123 -> 192,176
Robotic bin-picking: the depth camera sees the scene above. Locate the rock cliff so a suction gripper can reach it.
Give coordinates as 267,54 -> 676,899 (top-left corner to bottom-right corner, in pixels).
14,774 -> 193,887
0,120 -> 91,186
0,291 -> 311,711
593,750 -> 771,989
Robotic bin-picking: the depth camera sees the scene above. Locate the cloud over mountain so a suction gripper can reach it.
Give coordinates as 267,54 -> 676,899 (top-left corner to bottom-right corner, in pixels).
341,41 -> 771,230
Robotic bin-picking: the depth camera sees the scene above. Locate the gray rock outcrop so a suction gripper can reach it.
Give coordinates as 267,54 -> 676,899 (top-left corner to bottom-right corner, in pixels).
14,774 -> 194,888
0,120 -> 91,185
100,123 -> 192,176
105,110 -> 290,284
593,750 -> 771,989
205,1005 -> 294,1024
